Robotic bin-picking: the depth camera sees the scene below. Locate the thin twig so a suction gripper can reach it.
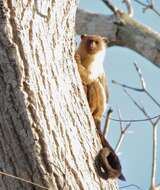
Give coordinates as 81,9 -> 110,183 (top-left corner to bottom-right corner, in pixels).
134,62 -> 146,89
122,0 -> 134,17
103,108 -> 113,136
113,61 -> 160,187
134,63 -> 160,108
120,183 -> 143,190
110,114 -> 160,123
0,171 -> 49,189
123,88 -> 154,125
114,109 -> 131,152
117,107 -> 123,130
134,0 -> 160,16
101,0 -> 119,14
101,0 -> 134,16
144,90 -> 160,109
113,79 -> 160,108
123,86 -> 159,188
151,124 -> 158,188
154,115 -> 160,126
112,80 -> 143,92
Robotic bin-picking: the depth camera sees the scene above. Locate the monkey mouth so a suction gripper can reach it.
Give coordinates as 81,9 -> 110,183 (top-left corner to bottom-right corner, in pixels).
87,48 -> 97,54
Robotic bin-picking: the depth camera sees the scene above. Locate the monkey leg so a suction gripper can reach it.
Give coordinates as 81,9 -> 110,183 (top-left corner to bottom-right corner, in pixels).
87,82 -> 97,114
88,80 -> 106,129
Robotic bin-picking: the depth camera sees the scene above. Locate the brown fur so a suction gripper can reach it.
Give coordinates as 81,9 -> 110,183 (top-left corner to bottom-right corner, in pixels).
75,34 -> 109,129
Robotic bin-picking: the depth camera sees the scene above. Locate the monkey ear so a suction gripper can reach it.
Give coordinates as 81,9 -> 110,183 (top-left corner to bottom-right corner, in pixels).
81,34 -> 87,39
102,37 -> 110,44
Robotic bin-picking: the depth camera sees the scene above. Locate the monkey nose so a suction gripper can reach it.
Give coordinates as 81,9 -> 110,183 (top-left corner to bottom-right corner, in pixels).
88,41 -> 96,50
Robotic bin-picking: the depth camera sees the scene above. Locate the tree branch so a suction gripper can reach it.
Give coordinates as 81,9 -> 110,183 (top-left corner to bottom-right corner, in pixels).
0,171 -> 48,190
112,63 -> 160,108
101,0 -> 134,17
112,67 -> 160,188
123,88 -> 154,125
103,108 -> 113,136
101,0 -> 119,14
114,109 -> 131,153
122,0 -> 134,17
134,0 -> 160,16
110,114 -> 160,123
133,63 -> 160,108
151,124 -> 158,188
76,9 -> 160,68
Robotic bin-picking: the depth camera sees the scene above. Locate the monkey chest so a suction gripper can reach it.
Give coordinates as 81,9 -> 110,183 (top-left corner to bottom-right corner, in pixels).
88,61 -> 104,81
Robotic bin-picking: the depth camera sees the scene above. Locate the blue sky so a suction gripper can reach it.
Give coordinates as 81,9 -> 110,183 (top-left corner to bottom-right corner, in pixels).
79,1 -> 160,189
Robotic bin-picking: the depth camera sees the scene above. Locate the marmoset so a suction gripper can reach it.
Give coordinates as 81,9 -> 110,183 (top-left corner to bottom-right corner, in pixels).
75,35 -> 125,181
75,34 -> 109,128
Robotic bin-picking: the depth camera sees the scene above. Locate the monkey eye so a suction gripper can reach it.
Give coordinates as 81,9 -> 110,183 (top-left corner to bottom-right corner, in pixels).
88,39 -> 94,44
95,41 -> 99,44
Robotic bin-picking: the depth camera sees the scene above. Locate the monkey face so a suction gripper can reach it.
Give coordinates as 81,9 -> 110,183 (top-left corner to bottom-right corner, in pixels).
80,34 -> 107,54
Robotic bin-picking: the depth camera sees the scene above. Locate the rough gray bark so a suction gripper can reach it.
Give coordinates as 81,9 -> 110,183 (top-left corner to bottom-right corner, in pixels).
0,0 -> 119,190
76,9 -> 160,68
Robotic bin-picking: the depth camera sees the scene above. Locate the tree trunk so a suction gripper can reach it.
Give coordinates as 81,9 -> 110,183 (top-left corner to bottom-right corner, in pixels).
76,9 -> 160,68
0,0 -> 118,189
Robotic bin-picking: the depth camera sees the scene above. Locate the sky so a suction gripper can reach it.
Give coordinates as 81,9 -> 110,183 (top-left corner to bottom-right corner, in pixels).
79,1 -> 160,189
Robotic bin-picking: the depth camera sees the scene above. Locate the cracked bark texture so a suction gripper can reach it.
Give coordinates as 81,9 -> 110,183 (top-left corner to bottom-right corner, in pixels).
0,0 -> 119,190
76,9 -> 160,68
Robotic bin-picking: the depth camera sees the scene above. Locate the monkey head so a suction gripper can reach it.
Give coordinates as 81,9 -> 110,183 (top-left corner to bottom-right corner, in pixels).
79,34 -> 109,55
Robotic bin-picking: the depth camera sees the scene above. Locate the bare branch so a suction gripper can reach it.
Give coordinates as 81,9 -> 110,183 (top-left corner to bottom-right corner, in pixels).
134,63 -> 160,108
134,0 -> 160,16
144,90 -> 160,109
114,108 -> 131,153
101,0 -> 119,14
117,108 -> 123,131
113,63 -> 160,109
101,0 -> 134,16
113,79 -> 160,108
134,62 -> 146,89
134,0 -> 146,7
0,171 -> 48,189
123,87 -> 159,188
123,88 -> 154,125
119,184 -> 143,190
112,62 -> 160,188
103,108 -> 113,136
151,124 -> 158,188
110,114 -> 160,123
154,115 -> 160,126
122,0 -> 134,17
112,80 -> 143,92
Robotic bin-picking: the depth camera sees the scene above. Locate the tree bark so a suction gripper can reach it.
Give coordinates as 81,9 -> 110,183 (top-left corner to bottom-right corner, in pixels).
76,9 -> 160,68
0,0 -> 118,189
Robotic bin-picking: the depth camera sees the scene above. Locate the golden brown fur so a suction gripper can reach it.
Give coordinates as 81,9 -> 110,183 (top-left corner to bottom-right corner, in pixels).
75,34 -> 109,128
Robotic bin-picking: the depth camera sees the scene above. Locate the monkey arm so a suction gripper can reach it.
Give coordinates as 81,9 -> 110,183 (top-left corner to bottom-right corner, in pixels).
75,51 -> 93,85
77,64 -> 93,85
75,52 -> 93,85
88,80 -> 106,122
98,74 -> 109,103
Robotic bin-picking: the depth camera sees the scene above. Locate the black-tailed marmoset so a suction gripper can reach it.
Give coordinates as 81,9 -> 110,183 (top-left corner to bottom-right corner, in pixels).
75,34 -> 109,129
